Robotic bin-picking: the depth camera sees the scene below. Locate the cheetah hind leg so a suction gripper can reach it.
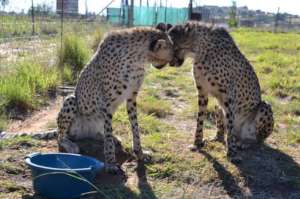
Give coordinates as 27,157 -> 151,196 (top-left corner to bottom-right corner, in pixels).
255,101 -> 274,144
57,95 -> 80,154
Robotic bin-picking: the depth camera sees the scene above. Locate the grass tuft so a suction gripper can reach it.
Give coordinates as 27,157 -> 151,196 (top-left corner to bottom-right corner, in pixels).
59,34 -> 90,78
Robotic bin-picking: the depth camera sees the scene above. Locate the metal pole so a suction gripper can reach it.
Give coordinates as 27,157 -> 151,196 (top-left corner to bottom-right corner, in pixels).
60,0 -> 64,47
85,0 -> 88,18
60,0 -> 64,100
128,0 -> 134,27
188,0 -> 193,20
274,7 -> 280,33
31,0 -> 35,35
164,0 -> 167,23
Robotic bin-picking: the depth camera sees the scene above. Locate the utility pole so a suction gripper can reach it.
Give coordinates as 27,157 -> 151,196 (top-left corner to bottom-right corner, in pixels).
85,0 -> 88,18
31,0 -> 35,35
188,0 -> 193,20
288,15 -> 292,30
274,7 -> 280,33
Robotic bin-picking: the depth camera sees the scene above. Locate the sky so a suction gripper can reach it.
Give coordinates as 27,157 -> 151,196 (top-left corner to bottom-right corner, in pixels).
3,0 -> 300,16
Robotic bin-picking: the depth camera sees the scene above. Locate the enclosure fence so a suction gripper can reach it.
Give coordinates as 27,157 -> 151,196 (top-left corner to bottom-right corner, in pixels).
107,6 -> 188,26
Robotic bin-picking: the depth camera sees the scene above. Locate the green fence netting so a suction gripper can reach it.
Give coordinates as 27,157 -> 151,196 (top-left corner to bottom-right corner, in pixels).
107,6 -> 188,26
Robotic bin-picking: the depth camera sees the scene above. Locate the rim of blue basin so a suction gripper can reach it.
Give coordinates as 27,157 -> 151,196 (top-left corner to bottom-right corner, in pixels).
25,152 -> 104,172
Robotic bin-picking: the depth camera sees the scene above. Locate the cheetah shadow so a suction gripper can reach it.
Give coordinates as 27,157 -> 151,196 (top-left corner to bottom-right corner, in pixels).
200,144 -> 300,199
75,138 -> 158,199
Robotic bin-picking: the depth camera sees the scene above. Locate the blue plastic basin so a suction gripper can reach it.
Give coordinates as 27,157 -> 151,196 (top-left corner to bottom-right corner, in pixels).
25,153 -> 104,199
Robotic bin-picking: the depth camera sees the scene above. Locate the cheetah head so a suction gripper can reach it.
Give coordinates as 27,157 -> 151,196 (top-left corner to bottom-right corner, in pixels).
148,23 -> 174,69
168,22 -> 196,67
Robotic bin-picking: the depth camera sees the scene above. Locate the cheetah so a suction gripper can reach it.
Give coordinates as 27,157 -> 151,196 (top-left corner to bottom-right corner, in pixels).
57,26 -> 174,173
167,22 -> 274,163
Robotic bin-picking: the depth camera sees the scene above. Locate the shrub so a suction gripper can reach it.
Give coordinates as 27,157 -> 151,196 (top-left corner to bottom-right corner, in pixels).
92,27 -> 105,51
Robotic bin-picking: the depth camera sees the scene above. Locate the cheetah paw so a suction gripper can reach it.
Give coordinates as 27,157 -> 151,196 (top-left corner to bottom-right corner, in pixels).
227,154 -> 242,164
210,136 -> 225,144
58,139 -> 80,154
135,150 -> 152,163
105,163 -> 125,176
188,141 -> 206,152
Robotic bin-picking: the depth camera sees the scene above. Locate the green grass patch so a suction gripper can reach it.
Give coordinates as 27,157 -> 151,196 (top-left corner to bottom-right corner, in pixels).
0,179 -> 26,193
59,34 -> 90,77
0,136 -> 38,150
0,60 -> 59,111
0,162 -> 23,175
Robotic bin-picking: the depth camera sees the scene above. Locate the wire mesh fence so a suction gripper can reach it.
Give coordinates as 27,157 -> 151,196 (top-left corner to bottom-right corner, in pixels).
1,0 -> 300,68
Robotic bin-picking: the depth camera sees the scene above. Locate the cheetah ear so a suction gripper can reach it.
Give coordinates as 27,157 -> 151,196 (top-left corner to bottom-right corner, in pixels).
166,23 -> 173,31
149,39 -> 166,52
155,22 -> 167,32
156,23 -> 173,32
184,23 -> 191,34
184,22 -> 196,36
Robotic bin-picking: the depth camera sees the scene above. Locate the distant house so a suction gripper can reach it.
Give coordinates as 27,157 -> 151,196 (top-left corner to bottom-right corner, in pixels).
56,0 -> 78,15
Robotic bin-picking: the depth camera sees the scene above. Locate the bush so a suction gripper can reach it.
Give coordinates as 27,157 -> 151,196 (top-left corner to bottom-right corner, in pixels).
59,34 -> 90,78
92,27 -> 105,51
62,64 -> 76,85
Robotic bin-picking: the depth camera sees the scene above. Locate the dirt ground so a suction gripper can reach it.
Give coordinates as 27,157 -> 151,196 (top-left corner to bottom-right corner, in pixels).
7,97 -> 62,133
1,93 -> 300,199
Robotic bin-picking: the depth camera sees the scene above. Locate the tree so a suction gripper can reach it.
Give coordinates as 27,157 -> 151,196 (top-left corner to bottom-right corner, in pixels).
27,3 -> 53,16
0,0 -> 9,11
228,0 -> 238,27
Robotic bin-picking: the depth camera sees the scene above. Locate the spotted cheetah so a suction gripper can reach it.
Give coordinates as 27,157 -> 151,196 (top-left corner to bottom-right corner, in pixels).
57,26 -> 174,173
167,22 -> 274,163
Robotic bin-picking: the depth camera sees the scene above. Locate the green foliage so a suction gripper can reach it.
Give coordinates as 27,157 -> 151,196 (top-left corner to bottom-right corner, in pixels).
0,60 -> 59,111
138,95 -> 172,118
92,27 -> 105,51
0,135 -> 37,150
62,64 -> 76,85
59,34 -> 90,78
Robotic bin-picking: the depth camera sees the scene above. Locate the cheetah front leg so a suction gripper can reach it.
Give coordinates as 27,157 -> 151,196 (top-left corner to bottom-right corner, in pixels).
126,97 -> 143,159
103,110 -> 123,174
189,85 -> 208,151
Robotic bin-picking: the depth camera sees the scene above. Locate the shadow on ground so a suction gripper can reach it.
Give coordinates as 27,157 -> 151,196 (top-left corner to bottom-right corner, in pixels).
200,144 -> 300,199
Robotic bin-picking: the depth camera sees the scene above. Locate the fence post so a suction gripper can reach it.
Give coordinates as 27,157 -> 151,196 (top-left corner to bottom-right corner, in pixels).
188,0 -> 192,20
128,0 -> 134,27
31,0 -> 35,35
60,0 -> 64,47
60,0 -> 65,100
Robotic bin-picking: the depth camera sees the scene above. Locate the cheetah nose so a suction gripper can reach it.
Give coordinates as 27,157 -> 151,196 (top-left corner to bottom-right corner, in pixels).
169,57 -> 184,67
153,64 -> 166,69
